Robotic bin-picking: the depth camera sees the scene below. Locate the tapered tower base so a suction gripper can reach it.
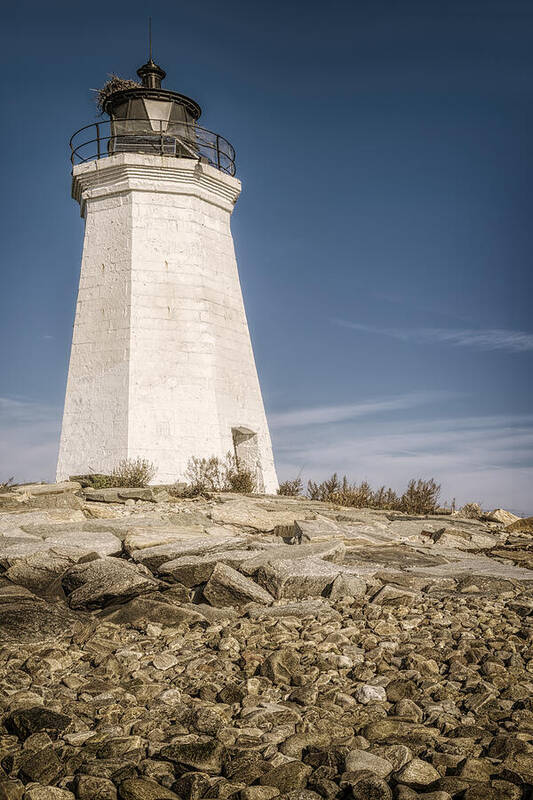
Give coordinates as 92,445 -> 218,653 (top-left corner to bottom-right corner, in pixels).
57,153 -> 278,493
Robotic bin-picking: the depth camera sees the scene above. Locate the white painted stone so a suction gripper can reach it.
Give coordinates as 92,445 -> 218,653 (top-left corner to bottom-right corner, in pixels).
57,154 -> 278,492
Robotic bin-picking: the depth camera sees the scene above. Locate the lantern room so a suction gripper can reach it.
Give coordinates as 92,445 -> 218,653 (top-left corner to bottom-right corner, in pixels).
69,58 -> 236,175
102,59 -> 202,158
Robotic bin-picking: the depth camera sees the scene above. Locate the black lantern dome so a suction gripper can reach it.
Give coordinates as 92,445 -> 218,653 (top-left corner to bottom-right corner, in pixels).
70,57 -> 236,175
102,59 -> 202,155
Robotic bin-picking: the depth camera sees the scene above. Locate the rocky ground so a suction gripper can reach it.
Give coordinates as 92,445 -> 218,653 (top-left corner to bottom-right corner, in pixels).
0,482 -> 532,800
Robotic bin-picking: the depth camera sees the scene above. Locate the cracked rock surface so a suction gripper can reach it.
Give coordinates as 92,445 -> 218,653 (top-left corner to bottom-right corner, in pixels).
1,486 -> 532,799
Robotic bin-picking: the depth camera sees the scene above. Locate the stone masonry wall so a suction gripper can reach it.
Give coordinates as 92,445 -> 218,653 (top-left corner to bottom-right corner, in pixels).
57,154 -> 278,491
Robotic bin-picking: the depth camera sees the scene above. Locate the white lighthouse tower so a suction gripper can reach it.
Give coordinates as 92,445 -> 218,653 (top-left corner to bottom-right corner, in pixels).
56,56 -> 278,492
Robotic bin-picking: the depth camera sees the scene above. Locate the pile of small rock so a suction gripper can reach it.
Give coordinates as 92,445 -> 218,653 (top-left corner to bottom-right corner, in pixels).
0,482 -> 532,799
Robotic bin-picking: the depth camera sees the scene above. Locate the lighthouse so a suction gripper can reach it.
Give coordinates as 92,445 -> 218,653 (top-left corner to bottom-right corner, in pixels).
56,56 -> 278,493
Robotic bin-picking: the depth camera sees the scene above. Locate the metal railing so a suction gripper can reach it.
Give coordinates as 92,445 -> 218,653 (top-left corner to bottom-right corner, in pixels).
70,119 -> 236,176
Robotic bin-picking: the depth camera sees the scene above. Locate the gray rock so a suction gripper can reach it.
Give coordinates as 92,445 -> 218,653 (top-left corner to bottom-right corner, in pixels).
13,482 -> 81,497
6,707 -> 71,741
0,539 -> 60,567
485,508 -> 520,525
194,603 -> 239,623
44,530 -> 122,556
159,739 -> 226,774
354,684 -> 387,704
239,542 -> 346,576
256,558 -> 343,599
396,758 -> 441,787
131,535 -> 247,571
328,573 -> 367,599
103,597 -> 205,627
431,527 -> 497,550
74,776 -> 117,800
259,762 -> 312,793
278,793 -> 321,800
18,746 -> 63,784
208,500 -> 301,531
240,789 -> 280,800
3,547 -> 98,596
0,779 -> 24,800
505,515 -> 533,533
341,773 -> 392,800
171,772 -> 212,800
118,778 -> 181,799
123,526 -> 208,554
83,487 -> 169,504
159,549 -> 258,586
24,788 -> 75,800
0,509 -> 86,535
203,563 -> 274,607
0,585 -> 87,643
62,557 -> 158,609
245,599 -> 341,620
293,517 -> 347,543
260,648 -> 301,685
371,584 -> 419,606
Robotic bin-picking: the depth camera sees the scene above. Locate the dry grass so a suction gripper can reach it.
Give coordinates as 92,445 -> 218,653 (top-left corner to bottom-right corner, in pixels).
305,473 -> 441,513
74,459 -> 156,489
0,477 -> 14,492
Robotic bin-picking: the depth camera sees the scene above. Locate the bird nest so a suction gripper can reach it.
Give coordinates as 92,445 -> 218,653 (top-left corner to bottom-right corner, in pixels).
96,75 -> 141,111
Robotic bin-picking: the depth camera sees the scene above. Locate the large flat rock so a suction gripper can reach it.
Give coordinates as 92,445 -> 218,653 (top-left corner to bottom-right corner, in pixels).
123,526 -> 206,553
256,557 -> 345,599
408,554 -> 533,583
429,526 -> 499,550
293,517 -> 348,543
0,539 -> 56,566
159,549 -> 258,586
208,499 -> 306,531
131,534 -> 248,572
43,531 -> 122,557
239,541 -> 346,576
295,518 -> 428,547
83,487 -> 171,504
13,482 -> 82,496
0,509 -> 86,535
19,515 -> 176,541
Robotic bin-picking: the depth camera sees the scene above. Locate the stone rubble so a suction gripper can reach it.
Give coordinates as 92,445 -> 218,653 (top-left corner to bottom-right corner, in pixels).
0,484 -> 532,799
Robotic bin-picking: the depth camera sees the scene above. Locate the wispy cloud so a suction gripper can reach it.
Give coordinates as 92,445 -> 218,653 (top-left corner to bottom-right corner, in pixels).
269,403 -> 533,515
335,320 -> 533,353
269,391 -> 451,429
0,397 -> 60,483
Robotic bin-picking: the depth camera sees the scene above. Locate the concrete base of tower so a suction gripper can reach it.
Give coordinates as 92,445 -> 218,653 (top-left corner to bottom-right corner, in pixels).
56,153 -> 278,494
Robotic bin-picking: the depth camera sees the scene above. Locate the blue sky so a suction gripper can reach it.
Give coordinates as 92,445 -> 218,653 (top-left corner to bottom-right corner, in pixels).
1,0 -> 532,513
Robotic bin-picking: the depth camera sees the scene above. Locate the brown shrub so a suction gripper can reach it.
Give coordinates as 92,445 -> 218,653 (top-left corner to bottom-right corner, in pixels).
109,458 -> 156,488
181,453 -> 255,496
459,502 -> 483,519
278,478 -> 303,497
399,478 -> 441,514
